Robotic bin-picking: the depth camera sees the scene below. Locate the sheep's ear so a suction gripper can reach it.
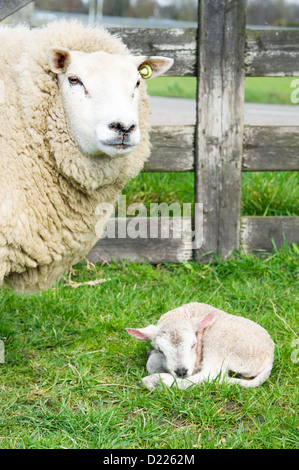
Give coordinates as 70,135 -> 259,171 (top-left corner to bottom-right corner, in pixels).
133,56 -> 174,79
49,47 -> 71,74
193,312 -> 216,331
126,325 -> 158,340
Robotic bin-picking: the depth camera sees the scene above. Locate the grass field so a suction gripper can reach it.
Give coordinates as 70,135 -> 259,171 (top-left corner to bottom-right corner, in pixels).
123,171 -> 299,217
147,76 -> 299,104
0,76 -> 298,450
0,245 -> 298,449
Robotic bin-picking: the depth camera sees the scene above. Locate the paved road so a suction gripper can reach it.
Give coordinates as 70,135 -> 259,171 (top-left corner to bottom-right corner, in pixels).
149,96 -> 299,126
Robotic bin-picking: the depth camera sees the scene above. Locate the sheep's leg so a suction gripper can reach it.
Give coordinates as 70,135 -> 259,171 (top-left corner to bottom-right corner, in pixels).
226,366 -> 273,388
142,362 -> 224,390
171,368 -> 223,389
141,373 -> 175,389
146,350 -> 166,374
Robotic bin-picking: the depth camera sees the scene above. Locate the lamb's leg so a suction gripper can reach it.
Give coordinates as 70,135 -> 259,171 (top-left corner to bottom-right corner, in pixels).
146,350 -> 166,374
226,366 -> 273,388
142,365 -> 223,390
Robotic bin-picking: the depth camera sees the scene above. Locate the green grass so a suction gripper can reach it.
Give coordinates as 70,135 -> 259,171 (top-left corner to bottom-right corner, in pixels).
147,77 -> 197,99
0,244 -> 298,449
147,76 -> 299,105
122,171 -> 299,217
245,77 -> 299,105
122,172 -> 195,210
242,172 -> 299,216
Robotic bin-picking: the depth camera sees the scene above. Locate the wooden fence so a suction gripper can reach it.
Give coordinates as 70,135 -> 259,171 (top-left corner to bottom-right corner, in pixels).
2,0 -> 299,264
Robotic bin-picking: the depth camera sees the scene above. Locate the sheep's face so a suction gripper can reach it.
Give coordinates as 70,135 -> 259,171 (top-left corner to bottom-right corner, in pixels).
126,312 -> 215,379
49,48 -> 173,158
126,321 -> 199,378
152,322 -> 199,378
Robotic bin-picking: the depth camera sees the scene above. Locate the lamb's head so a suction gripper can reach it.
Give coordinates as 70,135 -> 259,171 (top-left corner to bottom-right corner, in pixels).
126,312 -> 215,379
48,47 -> 173,157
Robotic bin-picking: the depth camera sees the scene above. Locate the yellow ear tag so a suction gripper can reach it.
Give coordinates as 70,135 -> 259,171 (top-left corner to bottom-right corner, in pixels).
139,64 -> 153,79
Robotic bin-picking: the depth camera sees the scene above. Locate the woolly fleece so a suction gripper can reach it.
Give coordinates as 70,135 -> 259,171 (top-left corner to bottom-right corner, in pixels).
0,21 -> 151,292
158,302 -> 275,376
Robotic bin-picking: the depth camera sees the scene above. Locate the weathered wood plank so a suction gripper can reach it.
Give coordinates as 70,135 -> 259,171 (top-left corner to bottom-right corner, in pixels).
245,28 -> 299,76
194,0 -> 246,263
241,216 -> 299,253
87,217 -> 193,264
144,125 -> 299,172
109,27 -> 299,77
108,27 -> 197,77
144,125 -> 194,172
87,215 -> 299,263
116,26 -> 299,77
0,0 -> 32,20
243,126 -> 299,171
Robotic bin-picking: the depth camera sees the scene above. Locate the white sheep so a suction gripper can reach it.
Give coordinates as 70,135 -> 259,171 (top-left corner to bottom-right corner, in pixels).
126,302 -> 275,389
0,20 -> 173,293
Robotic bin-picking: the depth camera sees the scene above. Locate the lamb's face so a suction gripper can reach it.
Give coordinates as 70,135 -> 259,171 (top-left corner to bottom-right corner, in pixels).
153,322 -> 198,378
49,48 -> 173,158
126,311 -> 215,380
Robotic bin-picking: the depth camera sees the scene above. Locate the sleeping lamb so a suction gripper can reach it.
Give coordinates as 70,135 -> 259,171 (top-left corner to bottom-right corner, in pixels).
126,302 -> 275,389
0,20 -> 173,293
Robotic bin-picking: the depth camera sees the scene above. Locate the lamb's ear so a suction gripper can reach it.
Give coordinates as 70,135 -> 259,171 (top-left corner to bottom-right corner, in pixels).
126,325 -> 158,340
49,47 -> 71,74
132,56 -> 174,79
193,312 -> 216,331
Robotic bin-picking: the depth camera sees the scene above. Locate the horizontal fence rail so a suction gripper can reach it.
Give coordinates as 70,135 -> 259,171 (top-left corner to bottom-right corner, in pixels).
243,126 -> 299,171
88,216 -> 299,264
143,126 -> 194,172
245,29 -> 299,77
88,217 -> 193,264
109,27 -> 197,77
109,27 -> 299,77
241,217 -> 299,253
144,125 -> 299,172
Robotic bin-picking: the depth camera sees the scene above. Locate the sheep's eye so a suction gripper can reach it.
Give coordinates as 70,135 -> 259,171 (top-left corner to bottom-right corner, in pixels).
136,79 -> 141,88
68,76 -> 81,86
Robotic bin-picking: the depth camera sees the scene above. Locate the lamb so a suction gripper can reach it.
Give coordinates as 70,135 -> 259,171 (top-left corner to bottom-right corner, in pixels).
0,20 -> 173,293
126,302 -> 275,389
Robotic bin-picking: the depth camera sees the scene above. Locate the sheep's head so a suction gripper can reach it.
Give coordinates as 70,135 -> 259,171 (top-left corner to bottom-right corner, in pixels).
48,48 -> 173,158
126,312 -> 215,378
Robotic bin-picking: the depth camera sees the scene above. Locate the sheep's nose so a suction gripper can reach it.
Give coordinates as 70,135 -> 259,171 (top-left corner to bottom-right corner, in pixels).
109,122 -> 137,135
174,367 -> 188,378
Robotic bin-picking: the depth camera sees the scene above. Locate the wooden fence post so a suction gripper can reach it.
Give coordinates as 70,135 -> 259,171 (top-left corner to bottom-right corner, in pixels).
194,0 -> 246,263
